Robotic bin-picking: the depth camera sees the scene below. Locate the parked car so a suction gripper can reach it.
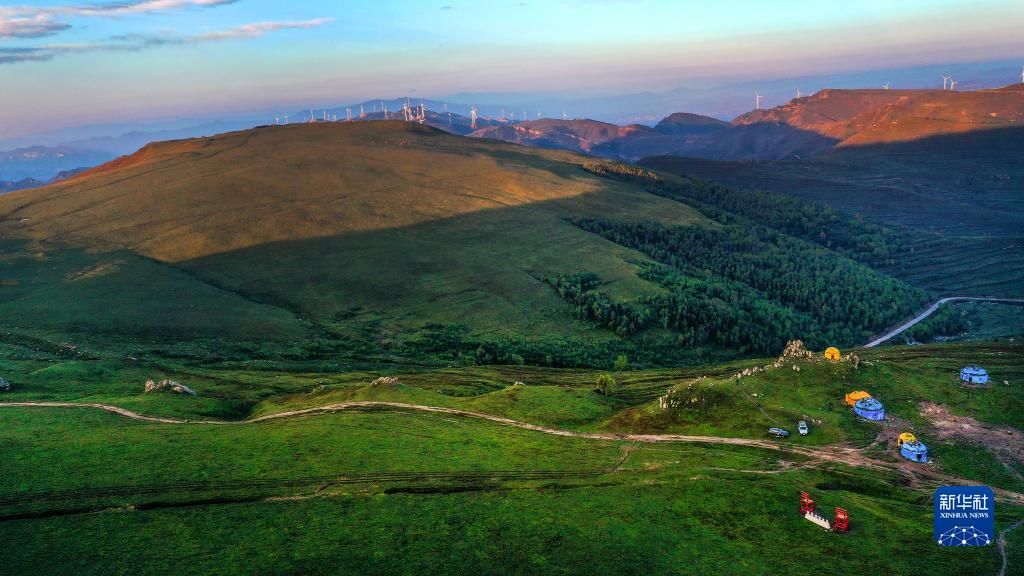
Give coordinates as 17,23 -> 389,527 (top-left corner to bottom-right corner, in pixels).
798,420 -> 809,436
768,427 -> 790,438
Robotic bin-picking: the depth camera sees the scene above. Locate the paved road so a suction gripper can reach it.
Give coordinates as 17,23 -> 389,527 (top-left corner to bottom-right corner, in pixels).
864,297 -> 1024,348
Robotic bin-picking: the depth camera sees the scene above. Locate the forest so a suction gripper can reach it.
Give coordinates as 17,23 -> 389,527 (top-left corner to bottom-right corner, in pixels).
542,215 -> 930,354
582,162 -> 936,267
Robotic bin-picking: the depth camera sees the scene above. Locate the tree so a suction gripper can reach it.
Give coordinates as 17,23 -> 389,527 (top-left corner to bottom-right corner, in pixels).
596,373 -> 617,396
613,354 -> 629,371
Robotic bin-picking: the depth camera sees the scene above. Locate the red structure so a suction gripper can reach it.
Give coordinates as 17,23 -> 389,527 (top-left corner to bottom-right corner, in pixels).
799,491 -> 815,514
834,507 -> 849,533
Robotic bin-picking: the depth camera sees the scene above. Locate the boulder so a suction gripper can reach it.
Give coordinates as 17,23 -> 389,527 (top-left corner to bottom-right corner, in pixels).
370,376 -> 400,387
144,379 -> 197,396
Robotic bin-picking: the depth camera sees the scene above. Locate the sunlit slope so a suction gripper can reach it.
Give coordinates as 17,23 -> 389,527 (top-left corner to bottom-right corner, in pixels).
0,122 -> 707,342
0,122 -> 699,262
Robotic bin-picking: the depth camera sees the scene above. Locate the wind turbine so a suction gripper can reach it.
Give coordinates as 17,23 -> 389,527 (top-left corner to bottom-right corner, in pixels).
1020,65 -> 1023,83
755,92 -> 764,110
882,82 -> 890,90
470,106 -> 478,129
795,89 -> 804,98
563,111 -> 568,121
284,115 -> 288,125
949,78 -> 957,91
942,76 -> 950,90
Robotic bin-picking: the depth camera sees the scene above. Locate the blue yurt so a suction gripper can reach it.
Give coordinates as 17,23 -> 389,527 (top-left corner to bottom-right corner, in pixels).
854,397 -> 885,421
899,436 -> 928,462
959,365 -> 989,384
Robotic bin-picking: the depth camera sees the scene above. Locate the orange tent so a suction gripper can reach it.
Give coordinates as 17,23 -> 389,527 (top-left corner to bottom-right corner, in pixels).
845,390 -> 871,407
824,347 -> 841,361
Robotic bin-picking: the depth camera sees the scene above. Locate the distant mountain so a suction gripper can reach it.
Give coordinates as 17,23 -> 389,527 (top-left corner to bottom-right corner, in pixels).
0,166 -> 94,195
0,177 -> 45,194
63,121 -> 258,156
0,146 -> 115,181
653,113 -> 730,135
733,86 -> 1024,149
468,119 -> 650,153
470,84 -> 1024,161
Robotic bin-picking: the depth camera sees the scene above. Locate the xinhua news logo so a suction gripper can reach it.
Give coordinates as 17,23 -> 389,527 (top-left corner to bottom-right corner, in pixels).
934,486 -> 995,546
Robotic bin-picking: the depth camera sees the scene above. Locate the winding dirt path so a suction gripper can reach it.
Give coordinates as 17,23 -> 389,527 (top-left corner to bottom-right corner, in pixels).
0,401 -> 951,476
864,297 -> 1024,348
2,400 -> 1023,505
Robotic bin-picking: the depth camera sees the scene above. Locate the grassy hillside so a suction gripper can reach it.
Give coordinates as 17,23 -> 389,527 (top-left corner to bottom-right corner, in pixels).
0,122 -> 937,367
0,340 -> 1021,575
0,122 -> 723,365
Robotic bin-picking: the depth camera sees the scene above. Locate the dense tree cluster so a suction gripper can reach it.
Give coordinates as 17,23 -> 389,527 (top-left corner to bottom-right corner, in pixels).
544,273 -> 649,336
906,305 -> 969,342
582,162 -> 931,267
545,218 -> 929,353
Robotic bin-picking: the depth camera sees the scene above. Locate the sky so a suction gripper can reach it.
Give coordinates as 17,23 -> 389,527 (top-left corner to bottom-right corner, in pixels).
1,0 -> 1022,140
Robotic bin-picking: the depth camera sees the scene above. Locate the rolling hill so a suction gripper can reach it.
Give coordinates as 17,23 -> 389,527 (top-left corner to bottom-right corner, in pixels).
0,122 -> 708,362
0,121 -> 931,366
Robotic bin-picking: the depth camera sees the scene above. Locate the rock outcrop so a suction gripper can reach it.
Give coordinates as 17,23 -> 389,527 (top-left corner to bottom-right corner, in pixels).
144,379 -> 197,396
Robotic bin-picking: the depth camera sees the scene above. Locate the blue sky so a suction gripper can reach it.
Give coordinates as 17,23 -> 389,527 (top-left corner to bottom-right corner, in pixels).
1,0 -> 1022,139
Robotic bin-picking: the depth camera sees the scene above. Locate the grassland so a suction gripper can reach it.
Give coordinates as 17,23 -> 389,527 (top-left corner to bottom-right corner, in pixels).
1,336 -> 1021,575
0,338 -> 1019,569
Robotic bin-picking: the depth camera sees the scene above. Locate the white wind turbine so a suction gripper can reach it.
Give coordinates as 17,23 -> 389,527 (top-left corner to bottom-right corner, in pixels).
942,76 -> 951,90
949,78 -> 957,91
755,92 -> 764,110
883,82 -> 890,90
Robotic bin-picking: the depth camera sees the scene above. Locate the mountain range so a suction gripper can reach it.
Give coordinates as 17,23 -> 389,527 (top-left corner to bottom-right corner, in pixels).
472,84 -> 1024,161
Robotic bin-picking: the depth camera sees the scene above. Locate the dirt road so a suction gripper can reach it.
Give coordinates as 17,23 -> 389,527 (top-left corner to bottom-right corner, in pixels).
5,399 -> 1019,501
864,297 -> 1024,348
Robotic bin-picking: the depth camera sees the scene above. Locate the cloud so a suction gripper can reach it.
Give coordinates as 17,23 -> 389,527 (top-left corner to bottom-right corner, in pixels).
0,18 -> 334,64
0,14 -> 72,39
53,0 -> 239,16
0,0 -> 238,39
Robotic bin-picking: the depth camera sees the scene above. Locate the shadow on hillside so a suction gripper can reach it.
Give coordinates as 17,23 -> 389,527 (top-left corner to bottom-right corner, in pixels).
178,186 -> 701,333
594,122 -> 840,162
640,126 -> 1024,237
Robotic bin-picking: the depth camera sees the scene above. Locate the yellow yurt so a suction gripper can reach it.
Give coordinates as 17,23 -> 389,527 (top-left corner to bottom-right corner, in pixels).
845,390 -> 872,407
824,347 -> 841,361
897,432 -> 917,447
